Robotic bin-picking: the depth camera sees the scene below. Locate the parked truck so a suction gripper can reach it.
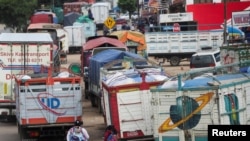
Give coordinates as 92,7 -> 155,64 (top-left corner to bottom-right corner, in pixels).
145,30 -> 224,66
0,33 -> 60,122
64,25 -> 86,53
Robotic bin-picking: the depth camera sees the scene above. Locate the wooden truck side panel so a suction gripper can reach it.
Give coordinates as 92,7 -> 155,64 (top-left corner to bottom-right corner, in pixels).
151,74 -> 250,141
146,31 -> 223,55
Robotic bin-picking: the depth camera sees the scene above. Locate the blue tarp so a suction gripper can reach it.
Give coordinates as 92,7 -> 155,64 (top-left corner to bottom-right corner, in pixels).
89,49 -> 147,86
183,73 -> 250,88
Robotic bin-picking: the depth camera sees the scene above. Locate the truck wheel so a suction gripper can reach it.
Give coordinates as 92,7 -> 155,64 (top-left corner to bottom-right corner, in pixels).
84,89 -> 89,99
90,94 -> 97,107
97,97 -> 103,114
170,56 -> 180,66
18,124 -> 27,141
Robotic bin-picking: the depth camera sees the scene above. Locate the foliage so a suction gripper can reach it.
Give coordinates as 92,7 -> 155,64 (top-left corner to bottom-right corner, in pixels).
0,0 -> 38,32
118,0 -> 137,19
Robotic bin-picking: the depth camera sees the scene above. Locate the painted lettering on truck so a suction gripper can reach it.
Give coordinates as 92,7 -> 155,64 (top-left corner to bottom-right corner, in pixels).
37,92 -> 66,116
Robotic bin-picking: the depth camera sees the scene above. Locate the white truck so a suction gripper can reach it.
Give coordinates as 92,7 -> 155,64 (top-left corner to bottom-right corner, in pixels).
145,30 -> 224,66
64,25 -> 86,53
91,2 -> 111,30
0,33 -> 60,122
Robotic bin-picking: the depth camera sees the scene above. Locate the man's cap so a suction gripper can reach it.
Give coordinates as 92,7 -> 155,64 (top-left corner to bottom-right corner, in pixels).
74,120 -> 83,126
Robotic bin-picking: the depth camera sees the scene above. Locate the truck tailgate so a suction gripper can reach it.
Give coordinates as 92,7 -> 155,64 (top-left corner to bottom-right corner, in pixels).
15,76 -> 82,125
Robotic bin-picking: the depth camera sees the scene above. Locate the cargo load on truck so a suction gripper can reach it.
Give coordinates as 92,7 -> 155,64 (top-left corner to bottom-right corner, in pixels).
110,30 -> 147,57
0,33 -> 60,122
73,15 -> 96,38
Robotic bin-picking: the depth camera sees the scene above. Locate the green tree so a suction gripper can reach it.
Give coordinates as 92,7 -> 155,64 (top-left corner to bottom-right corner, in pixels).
118,0 -> 137,19
0,0 -> 38,32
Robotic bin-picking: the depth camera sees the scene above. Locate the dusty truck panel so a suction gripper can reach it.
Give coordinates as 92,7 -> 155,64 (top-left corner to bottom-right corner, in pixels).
14,74 -> 82,140
150,62 -> 250,141
101,65 -> 167,140
0,33 -> 56,122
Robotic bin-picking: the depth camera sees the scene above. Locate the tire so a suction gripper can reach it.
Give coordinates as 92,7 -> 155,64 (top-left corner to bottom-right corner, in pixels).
18,125 -> 26,141
84,90 -> 89,99
90,94 -> 97,107
170,56 -> 180,66
97,97 -> 102,114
